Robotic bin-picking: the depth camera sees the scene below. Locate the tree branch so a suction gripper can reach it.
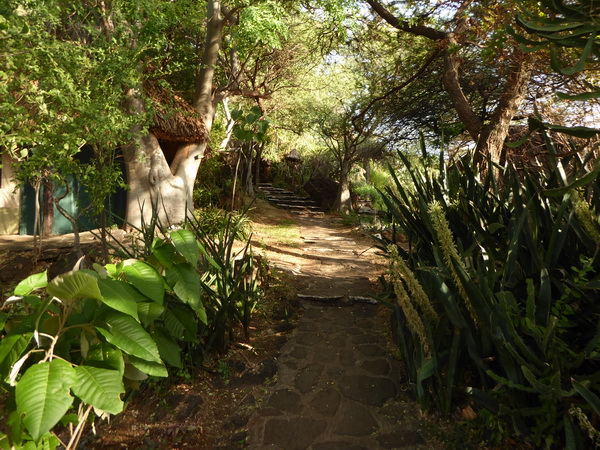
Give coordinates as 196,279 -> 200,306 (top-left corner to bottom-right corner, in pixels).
365,0 -> 447,40
353,46 -> 443,126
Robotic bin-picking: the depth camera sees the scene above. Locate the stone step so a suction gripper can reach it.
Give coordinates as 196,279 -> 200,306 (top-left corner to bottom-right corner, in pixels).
291,210 -> 325,217
277,204 -> 322,211
274,199 -> 319,206
296,294 -> 344,302
257,185 -> 325,216
302,236 -> 355,242
264,192 -> 297,198
266,194 -> 301,201
260,187 -> 292,194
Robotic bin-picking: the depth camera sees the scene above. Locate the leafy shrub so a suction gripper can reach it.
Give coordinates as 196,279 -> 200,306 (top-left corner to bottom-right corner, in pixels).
191,207 -> 252,241
0,229 -> 207,448
353,183 -> 385,211
193,155 -> 232,208
379,139 -> 600,448
0,209 -> 263,447
186,209 -> 261,351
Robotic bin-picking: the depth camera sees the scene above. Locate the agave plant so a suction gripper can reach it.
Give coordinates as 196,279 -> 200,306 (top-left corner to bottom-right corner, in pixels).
379,135 -> 600,447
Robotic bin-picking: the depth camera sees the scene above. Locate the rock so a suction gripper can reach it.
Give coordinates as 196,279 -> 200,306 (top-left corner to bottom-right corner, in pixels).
263,418 -> 327,449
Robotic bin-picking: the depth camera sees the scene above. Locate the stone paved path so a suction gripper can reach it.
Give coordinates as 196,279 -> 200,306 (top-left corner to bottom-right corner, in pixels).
246,213 -> 430,449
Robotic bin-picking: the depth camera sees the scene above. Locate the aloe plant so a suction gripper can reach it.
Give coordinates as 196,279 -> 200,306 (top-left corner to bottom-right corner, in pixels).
185,208 -> 261,351
380,137 -> 600,447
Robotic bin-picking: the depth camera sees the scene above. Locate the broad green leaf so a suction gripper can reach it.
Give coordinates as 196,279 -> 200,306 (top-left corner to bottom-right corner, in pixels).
529,116 -> 600,139
557,90 -> 600,101
97,279 -> 141,321
96,312 -> 162,364
0,333 -> 32,382
14,272 -> 47,296
231,109 -> 244,120
123,362 -> 148,381
128,355 -> 168,377
518,18 -> 582,33
72,366 -> 124,415
0,333 -> 32,366
152,241 -> 180,269
564,415 -> 577,450
93,263 -> 109,279
16,359 -> 76,442
257,119 -> 270,135
23,432 -> 61,449
85,343 -> 124,375
152,328 -> 182,368
167,264 -> 204,315
122,260 -> 164,304
60,414 -> 79,426
550,33 -> 595,75
250,105 -> 262,116
104,264 -> 119,278
246,112 -> 260,124
164,306 -> 198,341
47,270 -> 103,303
170,230 -> 199,268
137,302 -> 165,327
0,434 -> 9,450
416,358 -> 436,401
233,126 -> 249,141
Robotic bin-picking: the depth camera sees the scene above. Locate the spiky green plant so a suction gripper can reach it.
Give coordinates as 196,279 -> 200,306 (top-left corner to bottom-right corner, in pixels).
378,140 -> 600,447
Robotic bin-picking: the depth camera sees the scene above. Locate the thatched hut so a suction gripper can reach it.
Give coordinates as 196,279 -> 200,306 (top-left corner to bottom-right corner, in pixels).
145,80 -> 207,143
0,81 -> 207,236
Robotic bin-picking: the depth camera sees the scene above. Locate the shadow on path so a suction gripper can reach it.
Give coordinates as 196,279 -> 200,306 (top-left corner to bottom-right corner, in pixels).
246,214 -> 431,449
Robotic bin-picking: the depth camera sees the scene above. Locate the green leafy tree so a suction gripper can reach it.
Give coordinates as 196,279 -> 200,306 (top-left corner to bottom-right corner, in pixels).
363,0 -> 536,167
0,1 -> 138,240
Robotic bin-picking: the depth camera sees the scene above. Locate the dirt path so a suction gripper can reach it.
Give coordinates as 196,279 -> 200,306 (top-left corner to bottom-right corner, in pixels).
252,214 -> 384,298
246,211 -> 430,449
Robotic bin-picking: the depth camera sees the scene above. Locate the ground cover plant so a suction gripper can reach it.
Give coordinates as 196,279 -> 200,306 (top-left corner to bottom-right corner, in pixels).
380,134 -> 600,447
0,211 -> 262,449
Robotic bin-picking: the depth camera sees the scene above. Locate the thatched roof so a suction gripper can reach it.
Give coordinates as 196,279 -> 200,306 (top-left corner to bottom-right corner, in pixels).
285,149 -> 302,162
144,80 -> 207,143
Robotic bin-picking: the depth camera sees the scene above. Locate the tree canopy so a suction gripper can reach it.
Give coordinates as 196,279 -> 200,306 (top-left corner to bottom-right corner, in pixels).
1,0 -> 598,220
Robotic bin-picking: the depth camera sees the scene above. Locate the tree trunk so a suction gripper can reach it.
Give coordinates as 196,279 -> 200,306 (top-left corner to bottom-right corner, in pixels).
42,179 -> 54,236
122,113 -> 206,228
334,159 -> 352,212
218,97 -> 236,151
363,159 -> 371,184
474,52 -> 532,167
255,142 -> 263,186
367,0 -> 532,168
122,0 -> 223,228
243,144 -> 254,197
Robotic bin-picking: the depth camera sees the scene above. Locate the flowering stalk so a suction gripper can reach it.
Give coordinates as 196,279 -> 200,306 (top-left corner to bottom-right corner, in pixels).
429,201 -> 480,327
571,190 -> 600,245
388,245 -> 438,320
388,245 -> 431,356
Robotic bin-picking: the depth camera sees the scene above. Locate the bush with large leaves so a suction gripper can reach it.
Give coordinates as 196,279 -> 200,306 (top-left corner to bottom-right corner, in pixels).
0,228 -> 215,448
